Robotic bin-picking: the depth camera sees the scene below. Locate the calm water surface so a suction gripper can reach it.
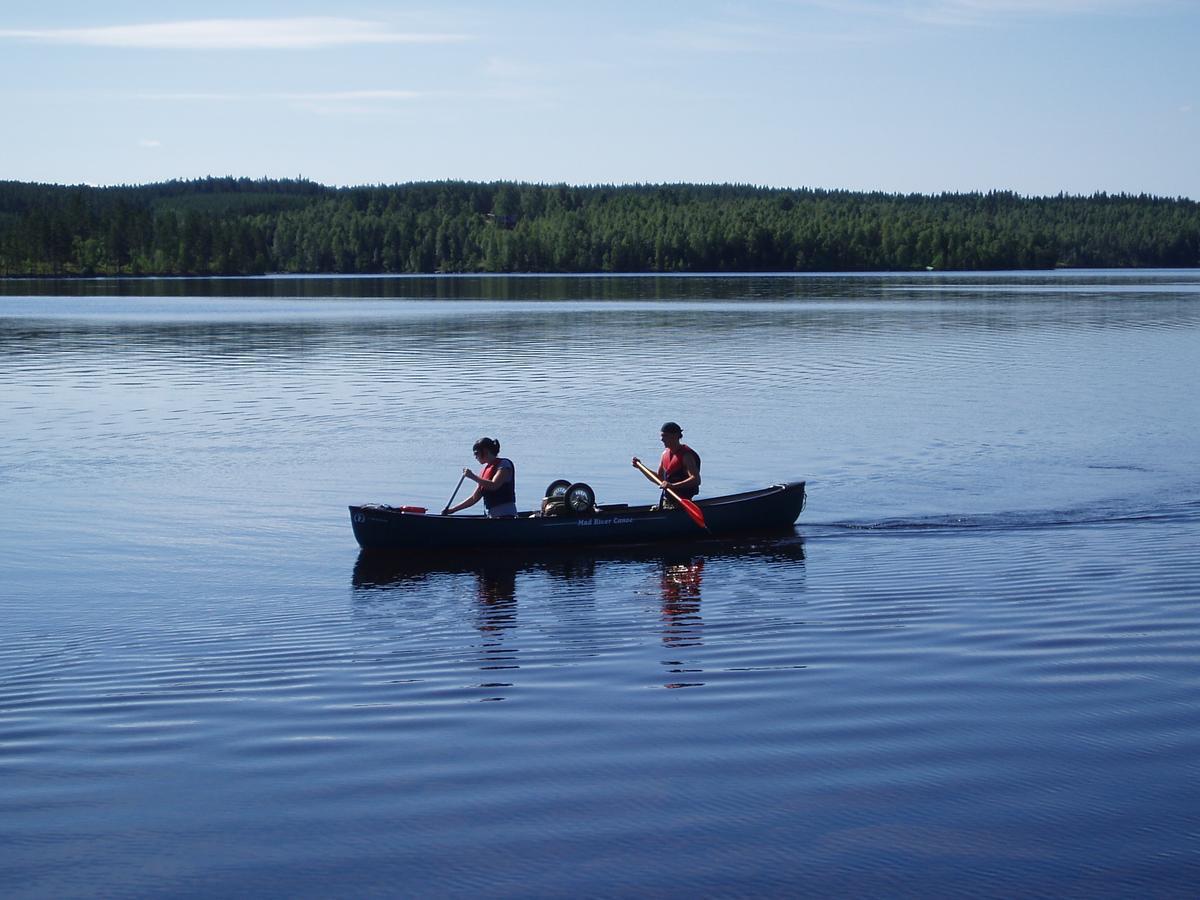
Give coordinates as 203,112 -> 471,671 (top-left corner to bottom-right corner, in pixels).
2,272 -> 1199,897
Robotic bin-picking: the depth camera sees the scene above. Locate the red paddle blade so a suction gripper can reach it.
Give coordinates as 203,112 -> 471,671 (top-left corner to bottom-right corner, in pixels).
678,496 -> 708,531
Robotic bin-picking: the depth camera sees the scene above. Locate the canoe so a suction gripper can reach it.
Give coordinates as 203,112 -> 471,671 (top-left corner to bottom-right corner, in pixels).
349,481 -> 805,552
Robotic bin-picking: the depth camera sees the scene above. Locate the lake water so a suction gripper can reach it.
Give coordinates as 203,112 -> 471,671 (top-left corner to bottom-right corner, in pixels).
2,272 -> 1199,897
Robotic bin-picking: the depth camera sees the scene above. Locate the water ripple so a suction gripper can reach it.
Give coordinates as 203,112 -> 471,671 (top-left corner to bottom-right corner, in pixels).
3,276 -> 1200,897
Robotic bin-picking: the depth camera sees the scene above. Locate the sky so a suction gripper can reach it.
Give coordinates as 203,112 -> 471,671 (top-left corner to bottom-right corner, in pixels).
1,0 -> 1196,197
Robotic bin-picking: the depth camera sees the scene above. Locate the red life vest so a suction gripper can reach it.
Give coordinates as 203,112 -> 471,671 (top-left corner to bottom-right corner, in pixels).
479,458 -> 516,509
658,444 -> 700,498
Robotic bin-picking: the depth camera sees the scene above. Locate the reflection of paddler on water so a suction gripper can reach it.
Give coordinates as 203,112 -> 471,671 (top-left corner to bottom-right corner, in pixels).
351,540 -> 804,693
471,567 -> 519,701
658,555 -> 706,689
472,565 -> 518,633
659,556 -> 705,653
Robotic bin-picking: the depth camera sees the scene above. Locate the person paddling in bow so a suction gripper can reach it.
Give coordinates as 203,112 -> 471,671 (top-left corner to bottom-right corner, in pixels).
444,437 -> 518,518
633,421 -> 700,508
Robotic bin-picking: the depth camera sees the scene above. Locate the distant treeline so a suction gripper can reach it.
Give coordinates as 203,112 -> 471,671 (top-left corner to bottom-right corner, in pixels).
1,176 -> 1197,276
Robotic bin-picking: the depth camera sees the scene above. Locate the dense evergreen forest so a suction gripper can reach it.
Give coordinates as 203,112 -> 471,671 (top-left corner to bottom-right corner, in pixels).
1,176 -> 1197,276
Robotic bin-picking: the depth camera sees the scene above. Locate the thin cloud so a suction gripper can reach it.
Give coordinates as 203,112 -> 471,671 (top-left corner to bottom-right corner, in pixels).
644,0 -> 1178,53
647,17 -> 885,54
905,0 -> 1151,26
124,86 -> 552,116
655,22 -> 780,53
792,0 -> 1169,26
137,138 -> 162,148
0,18 -> 468,50
925,0 -> 1153,13
133,90 -> 424,103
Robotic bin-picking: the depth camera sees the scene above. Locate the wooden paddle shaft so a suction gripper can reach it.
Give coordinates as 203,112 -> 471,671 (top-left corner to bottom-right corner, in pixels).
632,457 -> 671,492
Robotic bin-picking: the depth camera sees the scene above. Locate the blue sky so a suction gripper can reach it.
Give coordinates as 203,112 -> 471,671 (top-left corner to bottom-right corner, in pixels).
2,1 -> 1196,197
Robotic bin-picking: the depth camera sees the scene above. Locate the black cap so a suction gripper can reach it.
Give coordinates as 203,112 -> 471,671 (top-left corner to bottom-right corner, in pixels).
660,421 -> 682,434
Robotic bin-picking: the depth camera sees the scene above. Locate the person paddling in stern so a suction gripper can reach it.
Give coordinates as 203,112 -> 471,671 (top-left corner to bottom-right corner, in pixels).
633,421 -> 700,508
444,437 -> 518,518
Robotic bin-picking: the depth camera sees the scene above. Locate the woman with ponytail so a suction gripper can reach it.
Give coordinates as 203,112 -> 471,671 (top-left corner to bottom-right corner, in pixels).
443,437 -> 518,518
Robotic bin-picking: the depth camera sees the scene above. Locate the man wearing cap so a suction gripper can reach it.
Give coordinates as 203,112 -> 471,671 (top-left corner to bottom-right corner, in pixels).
653,421 -> 701,503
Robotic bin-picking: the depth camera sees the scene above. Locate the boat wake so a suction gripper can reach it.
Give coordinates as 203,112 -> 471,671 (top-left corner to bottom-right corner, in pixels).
809,495 -> 1200,535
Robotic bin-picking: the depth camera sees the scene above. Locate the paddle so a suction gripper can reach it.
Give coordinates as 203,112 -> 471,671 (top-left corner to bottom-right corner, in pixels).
631,457 -> 708,532
441,471 -> 468,516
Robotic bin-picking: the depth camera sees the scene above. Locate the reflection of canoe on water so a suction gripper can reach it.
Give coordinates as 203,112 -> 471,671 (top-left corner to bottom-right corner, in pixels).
351,534 -> 807,590
349,482 -> 806,553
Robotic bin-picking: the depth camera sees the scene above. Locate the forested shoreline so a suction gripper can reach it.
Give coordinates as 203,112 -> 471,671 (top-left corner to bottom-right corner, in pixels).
1,177 -> 1197,276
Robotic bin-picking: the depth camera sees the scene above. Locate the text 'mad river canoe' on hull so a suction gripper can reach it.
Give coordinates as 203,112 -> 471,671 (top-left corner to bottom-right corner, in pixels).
350,482 -> 806,553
